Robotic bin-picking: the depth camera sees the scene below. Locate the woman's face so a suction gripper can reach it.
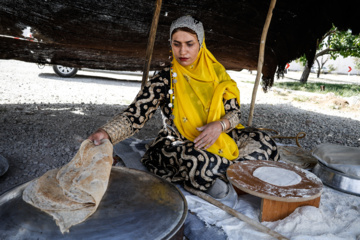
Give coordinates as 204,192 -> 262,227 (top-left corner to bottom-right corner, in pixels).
171,30 -> 200,67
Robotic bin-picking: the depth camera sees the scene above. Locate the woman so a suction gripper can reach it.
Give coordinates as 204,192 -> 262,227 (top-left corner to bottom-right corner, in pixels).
88,15 -> 279,200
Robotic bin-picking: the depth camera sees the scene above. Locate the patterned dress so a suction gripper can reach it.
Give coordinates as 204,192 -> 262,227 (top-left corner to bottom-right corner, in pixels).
101,67 -> 279,191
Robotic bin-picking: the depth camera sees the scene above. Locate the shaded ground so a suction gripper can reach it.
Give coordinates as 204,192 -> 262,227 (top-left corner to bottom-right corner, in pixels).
0,60 -> 359,195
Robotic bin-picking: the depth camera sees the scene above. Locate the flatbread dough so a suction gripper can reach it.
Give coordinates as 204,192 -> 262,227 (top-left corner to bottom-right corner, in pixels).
23,139 -> 113,233
253,166 -> 302,187
312,143 -> 360,178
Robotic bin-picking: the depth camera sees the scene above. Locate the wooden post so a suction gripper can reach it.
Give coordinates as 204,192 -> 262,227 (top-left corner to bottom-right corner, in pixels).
247,0 -> 277,126
141,0 -> 162,87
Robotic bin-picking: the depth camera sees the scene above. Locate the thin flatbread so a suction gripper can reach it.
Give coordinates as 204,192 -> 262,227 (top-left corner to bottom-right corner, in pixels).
278,145 -> 318,169
312,143 -> 360,178
23,139 -> 113,233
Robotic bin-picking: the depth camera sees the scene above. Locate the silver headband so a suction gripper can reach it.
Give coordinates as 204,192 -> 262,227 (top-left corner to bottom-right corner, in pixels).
170,15 -> 204,46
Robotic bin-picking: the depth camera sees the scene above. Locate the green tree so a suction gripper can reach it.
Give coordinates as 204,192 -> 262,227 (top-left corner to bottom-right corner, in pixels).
354,58 -> 360,75
299,26 -> 360,83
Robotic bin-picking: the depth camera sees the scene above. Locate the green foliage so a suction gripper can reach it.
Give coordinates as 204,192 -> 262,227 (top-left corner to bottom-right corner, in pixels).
298,55 -> 307,66
293,96 -> 311,102
327,64 -> 336,73
326,26 -> 360,59
354,58 -> 360,71
273,81 -> 360,97
297,26 -> 360,66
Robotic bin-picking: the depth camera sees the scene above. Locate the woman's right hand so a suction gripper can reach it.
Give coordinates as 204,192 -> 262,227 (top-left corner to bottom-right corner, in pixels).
87,128 -> 110,146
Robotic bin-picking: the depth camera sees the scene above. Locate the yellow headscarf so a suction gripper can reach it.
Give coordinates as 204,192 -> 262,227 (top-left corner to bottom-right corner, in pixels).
171,40 -> 244,160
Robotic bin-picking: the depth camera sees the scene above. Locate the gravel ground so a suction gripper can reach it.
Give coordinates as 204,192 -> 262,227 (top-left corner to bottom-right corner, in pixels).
1,60 -> 359,195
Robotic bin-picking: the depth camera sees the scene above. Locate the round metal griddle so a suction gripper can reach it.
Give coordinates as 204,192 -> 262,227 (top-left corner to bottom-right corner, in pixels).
313,161 -> 360,196
0,167 -> 187,240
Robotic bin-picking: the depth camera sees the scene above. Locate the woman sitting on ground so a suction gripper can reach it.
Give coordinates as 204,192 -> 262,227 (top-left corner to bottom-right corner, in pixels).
88,15 -> 279,202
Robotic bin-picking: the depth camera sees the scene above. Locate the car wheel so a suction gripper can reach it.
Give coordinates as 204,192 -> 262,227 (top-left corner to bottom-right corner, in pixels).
53,65 -> 78,77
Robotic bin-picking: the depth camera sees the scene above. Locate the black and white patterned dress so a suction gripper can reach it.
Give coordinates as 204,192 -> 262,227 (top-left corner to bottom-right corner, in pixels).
102,68 -> 279,191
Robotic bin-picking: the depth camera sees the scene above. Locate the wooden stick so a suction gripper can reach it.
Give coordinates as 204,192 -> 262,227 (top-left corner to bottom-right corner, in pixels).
184,185 -> 289,240
141,0 -> 162,87
247,0 -> 277,126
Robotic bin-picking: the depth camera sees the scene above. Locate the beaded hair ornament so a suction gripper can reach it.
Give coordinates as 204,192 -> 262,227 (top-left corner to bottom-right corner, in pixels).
168,16 -> 204,120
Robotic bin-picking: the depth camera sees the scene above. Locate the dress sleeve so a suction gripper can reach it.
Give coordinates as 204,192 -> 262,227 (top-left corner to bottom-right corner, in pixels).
222,98 -> 242,132
100,71 -> 168,144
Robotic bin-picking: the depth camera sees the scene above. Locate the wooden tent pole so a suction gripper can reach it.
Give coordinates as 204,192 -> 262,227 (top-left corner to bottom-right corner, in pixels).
247,0 -> 277,126
141,0 -> 163,87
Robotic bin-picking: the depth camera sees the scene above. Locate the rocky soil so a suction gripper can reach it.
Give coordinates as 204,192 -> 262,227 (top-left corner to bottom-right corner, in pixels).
1,60 -> 359,195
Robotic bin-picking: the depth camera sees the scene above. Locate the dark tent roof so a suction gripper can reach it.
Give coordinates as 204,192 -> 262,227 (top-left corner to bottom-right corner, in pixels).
1,0 -> 359,85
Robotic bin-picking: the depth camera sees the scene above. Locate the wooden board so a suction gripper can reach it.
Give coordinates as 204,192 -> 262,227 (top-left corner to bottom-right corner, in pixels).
227,161 -> 324,222
228,160 -> 323,222
227,160 -> 323,202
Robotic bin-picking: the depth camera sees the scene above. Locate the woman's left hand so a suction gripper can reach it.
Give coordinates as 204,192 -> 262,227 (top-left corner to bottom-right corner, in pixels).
194,121 -> 223,149
88,128 -> 110,146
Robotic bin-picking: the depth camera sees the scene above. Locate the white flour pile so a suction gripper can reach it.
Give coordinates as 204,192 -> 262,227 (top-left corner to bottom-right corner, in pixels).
186,186 -> 360,239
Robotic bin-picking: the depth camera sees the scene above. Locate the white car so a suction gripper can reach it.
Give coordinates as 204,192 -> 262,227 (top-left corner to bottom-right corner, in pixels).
52,65 -> 78,77
311,66 -> 329,74
52,65 -> 156,79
